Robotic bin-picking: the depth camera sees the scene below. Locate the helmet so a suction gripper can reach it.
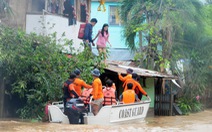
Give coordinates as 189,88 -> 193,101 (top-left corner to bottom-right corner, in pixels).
91,68 -> 100,77
74,69 -> 81,75
126,68 -> 133,74
69,73 -> 76,79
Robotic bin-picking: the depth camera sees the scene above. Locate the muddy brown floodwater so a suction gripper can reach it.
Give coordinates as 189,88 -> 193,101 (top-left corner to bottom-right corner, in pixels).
0,109 -> 212,132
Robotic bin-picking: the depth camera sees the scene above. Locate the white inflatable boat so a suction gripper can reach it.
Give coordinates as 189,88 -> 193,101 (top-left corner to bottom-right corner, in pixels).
48,99 -> 151,125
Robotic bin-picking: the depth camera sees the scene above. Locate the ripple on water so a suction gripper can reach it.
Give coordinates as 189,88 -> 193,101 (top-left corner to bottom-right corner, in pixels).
0,109 -> 212,132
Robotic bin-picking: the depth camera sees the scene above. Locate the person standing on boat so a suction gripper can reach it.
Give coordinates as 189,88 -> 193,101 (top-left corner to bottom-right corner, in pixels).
118,68 -> 133,84
119,83 -> 140,104
123,73 -> 150,100
91,68 -> 104,116
73,69 -> 92,96
63,73 -> 79,109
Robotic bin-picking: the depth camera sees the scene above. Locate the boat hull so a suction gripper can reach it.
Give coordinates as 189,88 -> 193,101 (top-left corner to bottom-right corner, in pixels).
84,101 -> 150,125
48,100 -> 150,125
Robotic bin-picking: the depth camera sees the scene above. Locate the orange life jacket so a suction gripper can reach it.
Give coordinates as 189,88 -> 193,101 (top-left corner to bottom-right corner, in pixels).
123,78 -> 147,96
123,90 -> 136,104
81,88 -> 93,104
103,87 -> 116,106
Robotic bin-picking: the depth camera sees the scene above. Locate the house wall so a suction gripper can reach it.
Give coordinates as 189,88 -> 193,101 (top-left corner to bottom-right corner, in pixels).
90,1 -> 126,48
26,14 -> 85,52
2,0 -> 29,28
142,78 -> 155,108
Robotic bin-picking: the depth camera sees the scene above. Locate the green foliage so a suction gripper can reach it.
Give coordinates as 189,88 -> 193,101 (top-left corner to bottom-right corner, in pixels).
177,96 -> 203,115
172,3 -> 212,109
0,25 -> 105,119
119,0 -> 212,112
119,0 -> 206,70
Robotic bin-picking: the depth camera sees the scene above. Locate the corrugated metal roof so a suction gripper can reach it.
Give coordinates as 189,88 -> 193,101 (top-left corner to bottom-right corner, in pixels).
105,63 -> 177,79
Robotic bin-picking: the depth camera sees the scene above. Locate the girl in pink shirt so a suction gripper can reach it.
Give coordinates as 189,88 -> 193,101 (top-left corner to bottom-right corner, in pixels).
93,24 -> 111,64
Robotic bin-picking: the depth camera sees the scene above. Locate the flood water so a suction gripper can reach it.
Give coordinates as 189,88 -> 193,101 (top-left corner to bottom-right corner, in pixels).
0,109 -> 212,132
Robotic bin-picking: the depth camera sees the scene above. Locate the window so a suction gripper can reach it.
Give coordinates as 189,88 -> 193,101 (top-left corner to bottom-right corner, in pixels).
109,6 -> 121,26
30,0 -> 45,13
47,0 -> 61,14
78,0 -> 90,23
63,0 -> 90,24
28,0 -> 90,25
63,0 -> 76,25
29,0 -> 62,14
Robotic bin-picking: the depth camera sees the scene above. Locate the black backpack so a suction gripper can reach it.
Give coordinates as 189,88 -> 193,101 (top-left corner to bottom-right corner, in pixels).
63,80 -> 73,99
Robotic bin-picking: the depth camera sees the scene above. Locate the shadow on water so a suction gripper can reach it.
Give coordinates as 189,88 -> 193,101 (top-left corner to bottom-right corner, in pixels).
0,109 -> 212,132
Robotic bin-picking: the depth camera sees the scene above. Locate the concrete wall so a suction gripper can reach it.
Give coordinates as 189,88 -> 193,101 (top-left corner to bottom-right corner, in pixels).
6,0 -> 29,28
26,14 -> 85,52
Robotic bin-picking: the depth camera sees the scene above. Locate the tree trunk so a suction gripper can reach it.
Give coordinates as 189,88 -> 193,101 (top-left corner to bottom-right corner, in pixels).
161,27 -> 173,73
138,31 -> 143,67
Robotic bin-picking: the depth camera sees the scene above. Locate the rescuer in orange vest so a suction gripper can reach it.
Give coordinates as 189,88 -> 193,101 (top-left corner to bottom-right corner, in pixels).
90,68 -> 104,116
118,68 -> 133,83
103,79 -> 117,106
123,73 -> 150,100
73,69 -> 92,96
119,83 -> 140,104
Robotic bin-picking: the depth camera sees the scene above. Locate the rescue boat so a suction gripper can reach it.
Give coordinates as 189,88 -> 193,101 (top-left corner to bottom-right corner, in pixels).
48,98 -> 151,125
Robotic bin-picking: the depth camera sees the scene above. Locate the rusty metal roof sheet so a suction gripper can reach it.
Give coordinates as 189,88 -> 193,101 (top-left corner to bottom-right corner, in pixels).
105,63 -> 177,79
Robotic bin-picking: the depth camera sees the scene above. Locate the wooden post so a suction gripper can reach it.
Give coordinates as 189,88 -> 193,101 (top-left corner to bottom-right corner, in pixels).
159,78 -> 163,115
169,80 -> 173,116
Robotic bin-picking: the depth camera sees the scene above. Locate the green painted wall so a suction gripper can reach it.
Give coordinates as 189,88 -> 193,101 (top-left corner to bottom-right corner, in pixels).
140,78 -> 155,108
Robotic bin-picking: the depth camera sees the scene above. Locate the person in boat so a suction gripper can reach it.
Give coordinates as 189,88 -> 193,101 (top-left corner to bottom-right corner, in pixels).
119,83 -> 140,104
104,76 -> 116,90
62,73 -> 79,109
102,79 -> 117,106
123,73 -> 150,100
80,88 -> 93,106
73,69 -> 92,96
118,68 -> 133,84
91,68 -> 104,116
134,75 -> 143,99
43,101 -> 52,122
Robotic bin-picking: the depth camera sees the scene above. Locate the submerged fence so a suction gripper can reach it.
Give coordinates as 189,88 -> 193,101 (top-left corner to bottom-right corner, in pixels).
154,94 -> 174,116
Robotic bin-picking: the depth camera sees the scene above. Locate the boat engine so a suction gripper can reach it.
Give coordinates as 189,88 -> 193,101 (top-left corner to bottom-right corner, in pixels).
65,98 -> 87,124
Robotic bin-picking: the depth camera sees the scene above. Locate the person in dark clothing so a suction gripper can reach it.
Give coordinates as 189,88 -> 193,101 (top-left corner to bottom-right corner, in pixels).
134,75 -> 143,99
63,73 -> 79,109
63,0 -> 76,25
83,18 -> 98,50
